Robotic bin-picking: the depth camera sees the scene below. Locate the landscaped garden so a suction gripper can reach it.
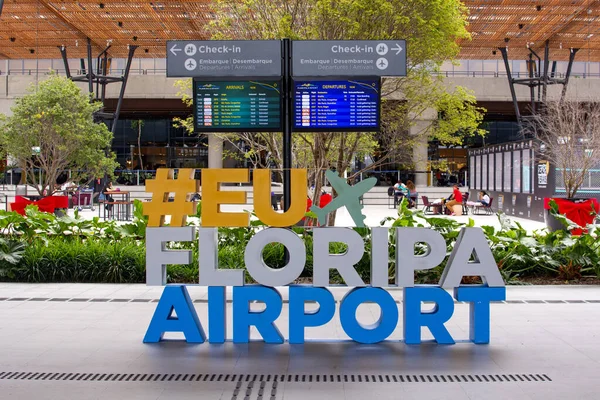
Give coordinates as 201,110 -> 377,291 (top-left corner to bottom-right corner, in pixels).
0,199 -> 598,286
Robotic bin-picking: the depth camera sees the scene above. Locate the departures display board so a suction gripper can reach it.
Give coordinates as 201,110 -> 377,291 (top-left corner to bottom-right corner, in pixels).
193,80 -> 282,132
293,78 -> 380,132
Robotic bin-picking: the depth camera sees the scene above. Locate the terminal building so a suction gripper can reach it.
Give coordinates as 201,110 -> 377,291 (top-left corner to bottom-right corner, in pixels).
1,1 -> 600,214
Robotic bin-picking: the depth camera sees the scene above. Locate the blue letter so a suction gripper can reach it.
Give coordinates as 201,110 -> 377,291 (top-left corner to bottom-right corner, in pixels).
455,286 -> 506,344
143,285 -> 206,343
289,286 -> 335,344
339,288 -> 398,344
404,287 -> 455,345
233,286 -> 283,344
208,286 -> 226,343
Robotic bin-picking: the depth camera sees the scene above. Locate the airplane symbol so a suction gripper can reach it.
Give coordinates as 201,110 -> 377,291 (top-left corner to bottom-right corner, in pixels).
185,58 -> 197,71
376,57 -> 388,70
310,170 -> 376,227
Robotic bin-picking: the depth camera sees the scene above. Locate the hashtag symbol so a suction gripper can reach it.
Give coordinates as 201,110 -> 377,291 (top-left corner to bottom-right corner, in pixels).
144,168 -> 199,227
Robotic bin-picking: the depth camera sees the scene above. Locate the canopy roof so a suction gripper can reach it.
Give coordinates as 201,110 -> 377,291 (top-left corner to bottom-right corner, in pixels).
0,0 -> 599,61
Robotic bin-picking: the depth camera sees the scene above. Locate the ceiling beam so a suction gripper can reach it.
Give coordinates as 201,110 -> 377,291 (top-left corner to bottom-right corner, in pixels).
37,0 -> 108,54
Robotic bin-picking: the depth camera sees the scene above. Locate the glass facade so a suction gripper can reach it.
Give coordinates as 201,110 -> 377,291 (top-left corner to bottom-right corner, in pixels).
109,118 -> 208,170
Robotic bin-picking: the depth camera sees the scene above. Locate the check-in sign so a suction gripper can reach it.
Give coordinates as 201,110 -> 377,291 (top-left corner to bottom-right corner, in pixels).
166,40 -> 282,78
292,40 -> 407,77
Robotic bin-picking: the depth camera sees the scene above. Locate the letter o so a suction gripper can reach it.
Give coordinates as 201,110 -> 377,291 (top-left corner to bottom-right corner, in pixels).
244,228 -> 306,286
339,288 -> 398,344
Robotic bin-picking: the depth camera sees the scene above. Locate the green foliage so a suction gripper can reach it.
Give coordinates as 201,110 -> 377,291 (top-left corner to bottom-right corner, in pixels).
3,196 -> 600,285
0,75 -> 119,196
0,204 -> 146,243
7,238 -> 145,283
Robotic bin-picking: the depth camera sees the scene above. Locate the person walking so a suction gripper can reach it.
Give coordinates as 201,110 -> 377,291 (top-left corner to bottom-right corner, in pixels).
445,185 -> 463,215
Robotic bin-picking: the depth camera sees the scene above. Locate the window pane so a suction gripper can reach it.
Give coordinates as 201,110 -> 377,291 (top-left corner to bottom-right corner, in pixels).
503,152 -> 511,191
482,154 -> 488,191
476,155 -> 482,190
522,150 -> 531,193
495,152 -> 502,192
469,156 -> 475,190
513,150 -> 521,193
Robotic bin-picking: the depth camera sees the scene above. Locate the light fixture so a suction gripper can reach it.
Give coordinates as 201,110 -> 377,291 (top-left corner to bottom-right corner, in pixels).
99,3 -> 104,9
9,37 -> 16,42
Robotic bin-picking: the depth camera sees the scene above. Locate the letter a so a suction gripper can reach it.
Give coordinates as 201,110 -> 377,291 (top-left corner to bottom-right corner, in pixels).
143,286 -> 206,343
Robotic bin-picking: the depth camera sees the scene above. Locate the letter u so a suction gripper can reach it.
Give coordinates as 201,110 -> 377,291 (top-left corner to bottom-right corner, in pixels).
253,169 -> 307,227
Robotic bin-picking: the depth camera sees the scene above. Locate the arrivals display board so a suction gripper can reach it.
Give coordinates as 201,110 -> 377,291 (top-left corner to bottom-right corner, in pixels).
293,78 -> 380,131
193,80 -> 282,132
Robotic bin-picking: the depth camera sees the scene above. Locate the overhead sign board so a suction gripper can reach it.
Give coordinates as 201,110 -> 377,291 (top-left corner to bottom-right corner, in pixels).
292,40 -> 406,77
293,78 -> 380,132
167,40 -> 282,78
193,80 -> 282,132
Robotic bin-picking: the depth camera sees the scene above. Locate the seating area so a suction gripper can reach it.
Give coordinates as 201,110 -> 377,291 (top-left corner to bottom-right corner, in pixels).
470,197 -> 495,215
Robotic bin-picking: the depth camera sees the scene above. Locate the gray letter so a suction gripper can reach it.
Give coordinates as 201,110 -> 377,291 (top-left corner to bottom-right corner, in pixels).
199,228 -> 244,286
244,228 -> 305,286
396,228 -> 446,287
146,227 -> 194,286
314,228 -> 365,287
370,228 -> 390,287
439,228 -> 505,288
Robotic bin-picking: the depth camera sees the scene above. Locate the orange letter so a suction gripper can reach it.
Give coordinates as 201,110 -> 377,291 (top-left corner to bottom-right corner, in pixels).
202,169 -> 249,227
253,169 -> 306,227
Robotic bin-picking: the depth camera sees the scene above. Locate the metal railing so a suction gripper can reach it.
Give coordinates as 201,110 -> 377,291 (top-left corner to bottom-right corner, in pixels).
2,67 -> 600,79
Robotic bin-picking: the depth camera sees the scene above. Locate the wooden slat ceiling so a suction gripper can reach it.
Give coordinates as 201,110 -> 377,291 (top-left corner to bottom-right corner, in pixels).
0,0 -> 599,61
461,0 -> 600,61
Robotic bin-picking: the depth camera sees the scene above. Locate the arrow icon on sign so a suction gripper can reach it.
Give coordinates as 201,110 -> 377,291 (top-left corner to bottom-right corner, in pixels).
392,43 -> 403,55
170,44 -> 182,56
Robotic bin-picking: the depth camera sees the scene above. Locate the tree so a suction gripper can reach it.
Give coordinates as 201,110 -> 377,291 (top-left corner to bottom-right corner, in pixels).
177,0 -> 486,224
131,120 -> 145,171
526,100 -> 600,199
0,75 -> 118,196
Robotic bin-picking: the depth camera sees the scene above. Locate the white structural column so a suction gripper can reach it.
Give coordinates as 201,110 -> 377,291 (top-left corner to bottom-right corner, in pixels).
208,134 -> 224,169
410,109 -> 437,188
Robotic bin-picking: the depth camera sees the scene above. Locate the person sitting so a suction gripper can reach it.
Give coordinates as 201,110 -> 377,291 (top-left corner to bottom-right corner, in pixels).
393,180 -> 408,206
445,185 -> 463,216
405,180 -> 418,208
478,191 -> 490,207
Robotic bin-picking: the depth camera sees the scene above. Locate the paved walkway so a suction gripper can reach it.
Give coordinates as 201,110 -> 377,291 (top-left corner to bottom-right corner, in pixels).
0,284 -> 599,399
69,204 -> 547,232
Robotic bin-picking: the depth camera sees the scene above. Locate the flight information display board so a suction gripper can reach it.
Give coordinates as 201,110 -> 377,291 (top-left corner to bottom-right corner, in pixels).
193,80 -> 282,132
293,78 -> 380,131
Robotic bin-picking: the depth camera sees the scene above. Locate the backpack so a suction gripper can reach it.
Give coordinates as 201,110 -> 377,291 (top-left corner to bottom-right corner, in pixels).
387,186 -> 395,196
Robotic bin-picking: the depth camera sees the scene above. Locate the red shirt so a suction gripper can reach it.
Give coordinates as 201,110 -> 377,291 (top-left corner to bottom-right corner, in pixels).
453,188 -> 463,203
319,193 -> 332,208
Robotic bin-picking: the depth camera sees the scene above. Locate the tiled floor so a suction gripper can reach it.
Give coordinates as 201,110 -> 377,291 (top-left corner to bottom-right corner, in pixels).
0,284 -> 599,399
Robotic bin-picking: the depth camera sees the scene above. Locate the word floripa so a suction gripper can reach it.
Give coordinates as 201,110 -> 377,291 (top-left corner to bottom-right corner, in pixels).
143,168 -> 506,345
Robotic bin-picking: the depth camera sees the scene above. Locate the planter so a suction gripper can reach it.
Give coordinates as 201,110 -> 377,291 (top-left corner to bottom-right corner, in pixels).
544,198 -> 599,235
